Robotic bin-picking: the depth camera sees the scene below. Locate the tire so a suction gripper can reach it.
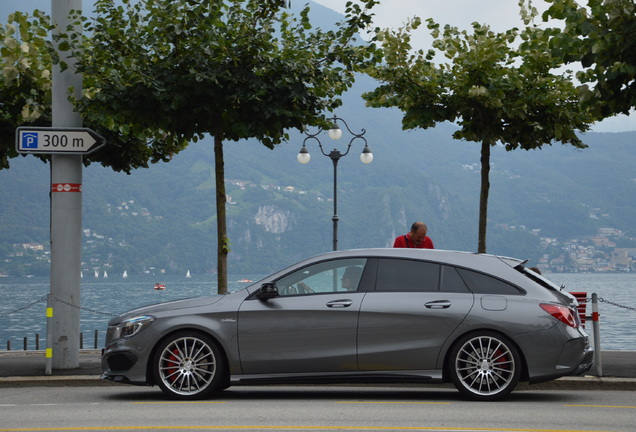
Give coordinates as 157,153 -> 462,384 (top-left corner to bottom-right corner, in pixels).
448,331 -> 521,401
153,331 -> 227,400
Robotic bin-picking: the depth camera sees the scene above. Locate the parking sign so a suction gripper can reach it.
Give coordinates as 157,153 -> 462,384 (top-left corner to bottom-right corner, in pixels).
15,127 -> 106,154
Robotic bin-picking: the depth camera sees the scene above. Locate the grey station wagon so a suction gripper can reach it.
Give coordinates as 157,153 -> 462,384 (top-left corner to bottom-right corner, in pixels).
101,249 -> 593,401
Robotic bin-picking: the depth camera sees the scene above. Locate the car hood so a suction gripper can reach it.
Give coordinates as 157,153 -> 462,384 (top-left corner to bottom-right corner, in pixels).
115,295 -> 225,321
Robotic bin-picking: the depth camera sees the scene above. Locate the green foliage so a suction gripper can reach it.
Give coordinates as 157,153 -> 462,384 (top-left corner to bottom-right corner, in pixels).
1,1 -> 382,173
51,0 -> 381,173
537,0 -> 636,117
0,10 -> 54,169
365,17 -> 593,149
363,10 -> 595,252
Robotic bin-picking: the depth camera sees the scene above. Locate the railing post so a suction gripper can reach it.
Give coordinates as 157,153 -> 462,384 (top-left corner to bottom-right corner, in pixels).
591,293 -> 603,376
94,329 -> 99,349
7,340 -> 11,351
36,334 -> 40,350
80,332 -> 84,349
23,337 -> 28,350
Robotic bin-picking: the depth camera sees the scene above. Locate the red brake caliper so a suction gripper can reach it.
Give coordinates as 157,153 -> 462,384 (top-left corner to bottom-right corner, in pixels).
166,349 -> 179,383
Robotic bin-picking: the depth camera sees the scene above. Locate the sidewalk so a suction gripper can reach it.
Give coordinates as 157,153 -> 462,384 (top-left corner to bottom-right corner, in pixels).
0,349 -> 107,387
0,349 -> 634,389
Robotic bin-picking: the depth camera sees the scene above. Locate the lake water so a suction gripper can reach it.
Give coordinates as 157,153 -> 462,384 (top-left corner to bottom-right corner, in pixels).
1,272 -> 635,351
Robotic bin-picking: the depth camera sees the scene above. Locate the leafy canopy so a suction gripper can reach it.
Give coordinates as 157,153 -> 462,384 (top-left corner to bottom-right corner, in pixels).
59,0 -> 380,172
1,0 -> 381,172
364,15 -> 594,149
532,0 -> 636,118
0,10 -> 53,169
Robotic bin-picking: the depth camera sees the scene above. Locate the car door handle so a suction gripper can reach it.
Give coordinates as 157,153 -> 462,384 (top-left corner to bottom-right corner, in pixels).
326,299 -> 353,308
425,300 -> 451,309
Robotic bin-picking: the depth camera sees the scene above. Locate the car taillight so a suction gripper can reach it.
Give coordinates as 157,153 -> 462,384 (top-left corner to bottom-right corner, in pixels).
540,303 -> 579,328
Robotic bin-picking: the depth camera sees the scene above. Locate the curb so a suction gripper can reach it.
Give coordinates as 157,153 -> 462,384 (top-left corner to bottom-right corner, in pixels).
518,376 -> 636,391
0,375 -> 119,388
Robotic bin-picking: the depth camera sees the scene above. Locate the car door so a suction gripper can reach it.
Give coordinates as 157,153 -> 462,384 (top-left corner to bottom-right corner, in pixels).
357,259 -> 474,371
237,258 -> 368,374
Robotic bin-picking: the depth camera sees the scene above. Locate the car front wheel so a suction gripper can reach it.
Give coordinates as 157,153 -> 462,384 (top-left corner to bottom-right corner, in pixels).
448,331 -> 521,401
153,332 -> 227,400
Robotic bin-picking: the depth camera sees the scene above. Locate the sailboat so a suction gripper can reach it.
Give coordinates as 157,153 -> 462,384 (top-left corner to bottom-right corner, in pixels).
94,270 -> 99,278
186,270 -> 191,278
123,270 -> 128,278
104,271 -> 108,278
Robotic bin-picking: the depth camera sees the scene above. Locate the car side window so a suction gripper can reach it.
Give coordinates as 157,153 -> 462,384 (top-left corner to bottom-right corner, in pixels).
456,268 -> 523,295
376,258 -> 440,292
274,258 -> 367,296
440,265 -> 471,293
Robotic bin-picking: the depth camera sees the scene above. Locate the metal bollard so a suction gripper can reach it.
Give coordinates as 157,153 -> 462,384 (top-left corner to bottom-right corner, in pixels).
7,340 -> 11,350
80,332 -> 84,349
591,293 -> 603,377
94,329 -> 99,349
23,337 -> 28,350
36,334 -> 40,350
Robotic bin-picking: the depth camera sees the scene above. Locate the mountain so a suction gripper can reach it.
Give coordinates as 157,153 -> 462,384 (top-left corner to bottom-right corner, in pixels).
2,2 -> 635,276
2,74 -> 635,276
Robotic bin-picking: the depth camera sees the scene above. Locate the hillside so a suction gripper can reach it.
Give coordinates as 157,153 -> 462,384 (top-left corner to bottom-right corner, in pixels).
2,73 -> 635,275
1,2 -> 635,276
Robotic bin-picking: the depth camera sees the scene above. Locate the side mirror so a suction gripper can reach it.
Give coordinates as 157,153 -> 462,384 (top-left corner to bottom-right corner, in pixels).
256,282 -> 279,300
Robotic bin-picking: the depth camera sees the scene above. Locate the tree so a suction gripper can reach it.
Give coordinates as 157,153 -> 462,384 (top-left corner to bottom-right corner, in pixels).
0,11 -> 53,169
535,0 -> 636,118
56,0 -> 380,293
363,15 -> 595,253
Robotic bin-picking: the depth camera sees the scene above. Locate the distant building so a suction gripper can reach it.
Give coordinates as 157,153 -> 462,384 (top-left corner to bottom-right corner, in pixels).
611,248 -> 636,267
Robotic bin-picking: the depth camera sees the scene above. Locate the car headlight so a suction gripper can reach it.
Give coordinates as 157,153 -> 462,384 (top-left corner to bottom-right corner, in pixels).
111,315 -> 156,340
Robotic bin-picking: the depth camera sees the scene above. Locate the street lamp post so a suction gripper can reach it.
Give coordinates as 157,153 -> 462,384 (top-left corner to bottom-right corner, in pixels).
298,116 -> 373,251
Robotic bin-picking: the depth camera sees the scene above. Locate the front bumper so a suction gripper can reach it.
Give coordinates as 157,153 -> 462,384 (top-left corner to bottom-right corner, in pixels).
100,327 -> 161,386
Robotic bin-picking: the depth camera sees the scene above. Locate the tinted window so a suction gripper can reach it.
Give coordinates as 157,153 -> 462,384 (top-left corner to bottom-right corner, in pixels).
376,259 -> 440,292
275,258 -> 367,296
457,268 -> 523,295
440,265 -> 470,293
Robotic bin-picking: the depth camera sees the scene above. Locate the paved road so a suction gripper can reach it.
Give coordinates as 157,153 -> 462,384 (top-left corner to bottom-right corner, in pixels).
0,385 -> 635,432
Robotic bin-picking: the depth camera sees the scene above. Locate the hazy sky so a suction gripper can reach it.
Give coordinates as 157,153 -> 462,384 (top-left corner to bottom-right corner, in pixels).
313,0 -> 635,133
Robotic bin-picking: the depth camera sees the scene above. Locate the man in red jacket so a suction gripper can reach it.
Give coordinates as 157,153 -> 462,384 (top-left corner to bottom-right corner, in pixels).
393,222 -> 435,249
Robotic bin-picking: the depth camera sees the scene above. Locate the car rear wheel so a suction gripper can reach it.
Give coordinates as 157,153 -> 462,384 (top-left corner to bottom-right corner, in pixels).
448,331 -> 521,401
153,332 -> 227,400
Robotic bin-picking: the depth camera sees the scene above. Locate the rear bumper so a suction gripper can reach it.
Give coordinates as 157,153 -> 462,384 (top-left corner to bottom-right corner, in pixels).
523,326 -> 594,384
569,345 -> 594,376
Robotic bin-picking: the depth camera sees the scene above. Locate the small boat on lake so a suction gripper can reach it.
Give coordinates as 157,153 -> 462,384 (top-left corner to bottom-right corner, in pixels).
238,278 -> 253,283
154,283 -> 166,290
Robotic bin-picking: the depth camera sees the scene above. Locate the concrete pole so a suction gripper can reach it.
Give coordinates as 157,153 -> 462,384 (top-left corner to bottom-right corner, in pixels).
48,0 -> 83,370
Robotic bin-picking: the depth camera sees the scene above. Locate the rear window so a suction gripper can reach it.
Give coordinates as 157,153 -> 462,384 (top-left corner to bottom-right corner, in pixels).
440,265 -> 471,293
376,258 -> 440,292
520,267 -> 575,304
457,268 -> 523,295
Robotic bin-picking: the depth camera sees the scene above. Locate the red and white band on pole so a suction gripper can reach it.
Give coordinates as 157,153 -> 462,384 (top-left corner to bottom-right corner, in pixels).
51,183 -> 82,193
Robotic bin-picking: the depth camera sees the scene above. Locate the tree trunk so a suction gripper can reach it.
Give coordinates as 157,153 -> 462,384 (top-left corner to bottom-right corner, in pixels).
478,140 -> 490,254
214,134 -> 228,294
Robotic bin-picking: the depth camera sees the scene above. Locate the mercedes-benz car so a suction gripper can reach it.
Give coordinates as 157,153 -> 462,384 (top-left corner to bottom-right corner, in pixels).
101,249 -> 593,401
